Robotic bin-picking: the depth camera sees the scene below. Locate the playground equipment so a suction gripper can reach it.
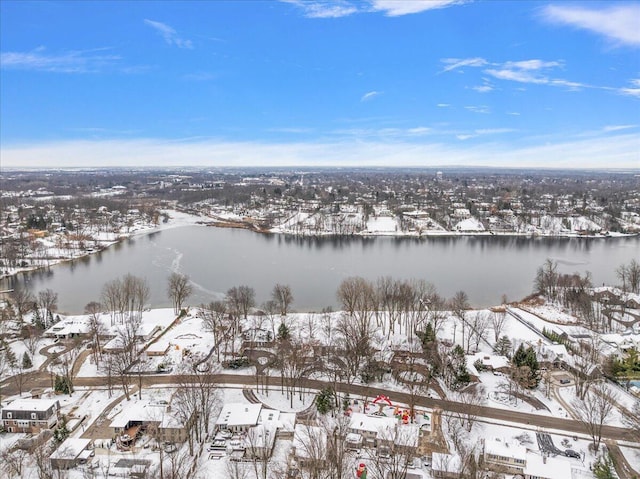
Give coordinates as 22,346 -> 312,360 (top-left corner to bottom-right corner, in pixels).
372,394 -> 393,414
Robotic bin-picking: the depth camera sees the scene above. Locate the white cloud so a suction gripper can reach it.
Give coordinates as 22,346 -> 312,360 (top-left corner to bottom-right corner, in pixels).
182,72 -> 217,81
465,105 -> 491,114
441,56 -> 593,91
3,133 -> 637,168
440,57 -> 488,73
407,127 -> 432,135
283,0 -> 464,18
619,78 -> 640,98
542,4 -> 640,47
144,19 -> 193,49
361,90 -> 382,101
602,124 -> 636,132
0,47 -> 121,73
437,103 -> 451,107
281,0 -> 358,18
504,60 -> 561,70
456,128 -> 515,140
370,0 -> 464,16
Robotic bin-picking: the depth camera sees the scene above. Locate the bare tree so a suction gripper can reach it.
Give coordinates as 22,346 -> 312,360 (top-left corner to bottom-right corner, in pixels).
452,386 -> 485,432
450,290 -> 470,352
324,415 -> 355,479
225,460 -> 251,479
572,381 -> 618,452
100,279 -> 121,325
227,285 -> 255,319
167,272 -> 193,315
469,311 -> 490,352
37,289 -> 58,326
23,324 -> 42,357
277,338 -> 309,408
534,259 -> 559,301
425,292 -> 448,336
337,277 -> 376,323
491,309 -> 507,343
368,425 -> 419,479
622,400 -> 640,441
10,285 -> 34,325
173,355 -> 222,455
617,259 -> 640,294
32,440 -> 55,479
110,314 -> 142,400
200,301 -> 228,362
0,445 -> 29,478
100,274 -> 149,324
161,447 -> 197,479
335,312 -> 374,384
85,301 -> 105,367
271,283 -> 294,316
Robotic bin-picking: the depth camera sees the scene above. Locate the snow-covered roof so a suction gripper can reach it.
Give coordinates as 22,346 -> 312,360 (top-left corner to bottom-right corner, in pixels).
216,403 -> 262,428
50,438 -> 91,460
46,316 -> 90,336
485,437 -> 527,460
4,398 -> 59,412
259,408 -> 280,424
524,453 -> 572,479
467,352 -> 509,370
108,397 -> 173,428
146,340 -> 171,354
349,413 -> 397,434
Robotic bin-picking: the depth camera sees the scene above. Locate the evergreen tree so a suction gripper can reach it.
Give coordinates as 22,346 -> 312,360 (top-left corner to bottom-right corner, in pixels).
418,322 -> 436,348
593,455 -> 615,479
55,374 -> 72,395
22,352 -> 32,369
277,322 -> 290,341
494,335 -> 512,356
33,308 -> 45,329
2,340 -> 17,368
53,417 -> 70,444
512,344 -> 540,388
316,387 -> 335,415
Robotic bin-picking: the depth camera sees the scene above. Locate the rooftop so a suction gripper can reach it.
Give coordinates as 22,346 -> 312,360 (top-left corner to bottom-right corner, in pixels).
4,398 -> 59,412
50,438 -> 91,460
216,403 -> 262,428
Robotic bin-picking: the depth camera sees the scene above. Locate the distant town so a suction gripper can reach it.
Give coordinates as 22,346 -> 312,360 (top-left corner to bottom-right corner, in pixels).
1,168 -> 638,279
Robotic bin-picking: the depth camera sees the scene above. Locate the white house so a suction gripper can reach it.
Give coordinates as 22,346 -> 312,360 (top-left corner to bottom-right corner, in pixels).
216,403 -> 262,433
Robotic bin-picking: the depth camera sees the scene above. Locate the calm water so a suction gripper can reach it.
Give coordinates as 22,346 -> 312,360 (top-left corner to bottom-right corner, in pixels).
3,226 -> 639,314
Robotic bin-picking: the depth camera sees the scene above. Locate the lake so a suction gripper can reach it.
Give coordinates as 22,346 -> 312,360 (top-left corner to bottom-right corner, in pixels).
3,226 -> 639,314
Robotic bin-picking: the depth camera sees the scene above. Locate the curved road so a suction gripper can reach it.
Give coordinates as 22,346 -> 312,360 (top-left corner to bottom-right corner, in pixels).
1,371 -> 636,443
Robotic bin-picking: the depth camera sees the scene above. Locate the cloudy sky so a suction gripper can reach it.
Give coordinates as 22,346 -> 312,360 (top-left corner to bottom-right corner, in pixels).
1,0 -> 638,168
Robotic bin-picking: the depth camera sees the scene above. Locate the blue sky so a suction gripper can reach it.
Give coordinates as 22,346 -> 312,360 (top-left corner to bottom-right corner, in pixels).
1,0 -> 639,168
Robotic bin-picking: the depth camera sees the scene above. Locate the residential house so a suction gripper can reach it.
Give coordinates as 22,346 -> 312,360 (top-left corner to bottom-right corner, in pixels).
1,398 -> 60,433
216,403 -> 263,433
484,438 -> 527,474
